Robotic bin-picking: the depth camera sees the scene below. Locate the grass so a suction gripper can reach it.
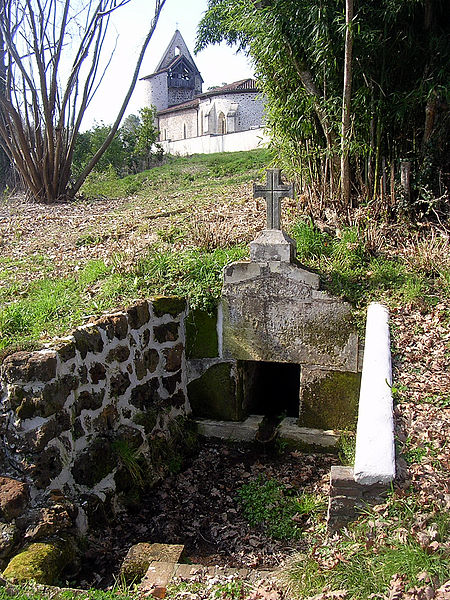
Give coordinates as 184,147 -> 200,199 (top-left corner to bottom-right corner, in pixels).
280,498 -> 450,599
289,218 -> 450,309
81,149 -> 270,199
237,476 -> 326,540
0,246 -> 247,355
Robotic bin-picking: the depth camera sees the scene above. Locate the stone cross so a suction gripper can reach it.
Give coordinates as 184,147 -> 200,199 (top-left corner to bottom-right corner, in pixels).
253,169 -> 294,230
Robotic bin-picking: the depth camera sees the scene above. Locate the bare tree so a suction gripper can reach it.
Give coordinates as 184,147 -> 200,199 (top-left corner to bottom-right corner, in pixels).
0,0 -> 166,203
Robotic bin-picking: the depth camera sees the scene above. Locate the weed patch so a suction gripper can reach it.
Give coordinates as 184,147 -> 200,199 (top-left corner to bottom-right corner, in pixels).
237,476 -> 326,540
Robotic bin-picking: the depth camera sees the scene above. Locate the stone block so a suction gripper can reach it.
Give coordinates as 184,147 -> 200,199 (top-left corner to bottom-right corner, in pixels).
120,542 -> 181,583
154,322 -> 179,343
195,415 -> 263,441
185,309 -> 218,358
151,296 -> 186,317
163,344 -> 183,372
299,368 -> 361,430
162,371 -> 182,395
277,418 -> 340,450
0,477 -> 30,522
1,351 -> 57,384
127,301 -> 150,330
187,362 -> 242,421
222,261 -> 358,369
89,362 -> 106,383
249,229 -> 296,262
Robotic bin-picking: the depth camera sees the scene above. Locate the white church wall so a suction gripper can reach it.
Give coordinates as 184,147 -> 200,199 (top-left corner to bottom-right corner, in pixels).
158,128 -> 269,155
145,73 -> 168,114
198,92 -> 264,134
159,107 -> 198,141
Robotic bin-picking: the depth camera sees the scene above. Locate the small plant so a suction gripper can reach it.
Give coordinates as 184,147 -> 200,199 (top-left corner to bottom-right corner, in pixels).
112,439 -> 144,487
337,431 -> 356,466
237,476 -> 325,540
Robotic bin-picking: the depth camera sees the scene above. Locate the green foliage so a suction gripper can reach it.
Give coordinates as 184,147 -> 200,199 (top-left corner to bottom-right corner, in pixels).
197,0 -> 449,211
237,476 -> 326,540
337,432 -> 356,466
112,440 -> 144,487
72,122 -> 127,177
289,219 -> 447,308
0,245 -> 247,354
282,503 -> 450,599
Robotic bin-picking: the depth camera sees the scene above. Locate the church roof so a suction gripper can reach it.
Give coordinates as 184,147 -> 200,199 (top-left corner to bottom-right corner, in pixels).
200,79 -> 259,95
156,79 -> 260,116
141,29 -> 202,81
158,98 -> 200,115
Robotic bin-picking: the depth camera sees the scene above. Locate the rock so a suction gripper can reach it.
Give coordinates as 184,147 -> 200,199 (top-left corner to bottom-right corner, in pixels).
1,351 -> 57,384
75,390 -> 104,416
73,327 -> 104,359
2,540 -> 74,585
72,436 -> 115,487
89,362 -> 106,384
40,375 -> 78,417
127,301 -> 150,330
0,523 -> 19,559
24,504 -> 75,541
163,344 -> 183,372
0,478 -> 30,521
106,345 -> 130,363
27,447 -> 63,489
162,371 -> 182,395
110,372 -> 131,397
154,322 -> 179,343
130,380 -> 160,410
97,314 -> 128,340
151,296 -> 186,317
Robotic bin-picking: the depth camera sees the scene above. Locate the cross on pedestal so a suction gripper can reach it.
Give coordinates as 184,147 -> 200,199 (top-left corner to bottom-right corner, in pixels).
253,169 -> 294,230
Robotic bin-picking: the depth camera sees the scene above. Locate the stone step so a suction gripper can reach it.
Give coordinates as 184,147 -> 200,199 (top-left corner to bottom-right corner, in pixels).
140,560 -> 275,597
120,542 -> 184,584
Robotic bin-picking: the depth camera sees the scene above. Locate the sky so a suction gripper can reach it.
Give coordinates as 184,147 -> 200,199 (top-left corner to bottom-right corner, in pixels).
82,0 -> 254,129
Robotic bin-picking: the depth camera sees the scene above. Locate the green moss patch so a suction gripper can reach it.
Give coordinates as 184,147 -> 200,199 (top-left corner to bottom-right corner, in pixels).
185,309 -> 218,358
188,363 -> 242,421
2,541 -> 74,585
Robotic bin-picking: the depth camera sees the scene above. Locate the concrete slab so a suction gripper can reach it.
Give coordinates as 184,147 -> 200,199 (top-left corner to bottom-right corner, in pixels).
277,417 -> 340,448
195,415 -> 264,441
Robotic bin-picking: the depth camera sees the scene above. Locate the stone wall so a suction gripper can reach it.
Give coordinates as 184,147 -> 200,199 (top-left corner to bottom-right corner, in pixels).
159,107 -> 199,142
0,297 -> 190,538
144,73 -> 168,114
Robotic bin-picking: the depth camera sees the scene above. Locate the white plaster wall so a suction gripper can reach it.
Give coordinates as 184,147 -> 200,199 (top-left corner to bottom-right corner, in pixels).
159,108 -> 198,141
158,128 -> 269,155
198,92 -> 264,134
145,73 -> 169,113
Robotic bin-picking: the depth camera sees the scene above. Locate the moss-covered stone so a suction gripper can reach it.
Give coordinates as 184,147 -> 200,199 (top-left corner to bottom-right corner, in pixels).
151,296 -> 186,317
133,409 -> 158,434
2,540 -> 74,584
185,309 -> 218,359
299,370 -> 361,430
188,362 -> 242,421
72,436 -> 115,486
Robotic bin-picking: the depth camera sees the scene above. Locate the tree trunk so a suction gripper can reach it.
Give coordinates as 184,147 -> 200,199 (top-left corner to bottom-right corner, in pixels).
341,0 -> 353,207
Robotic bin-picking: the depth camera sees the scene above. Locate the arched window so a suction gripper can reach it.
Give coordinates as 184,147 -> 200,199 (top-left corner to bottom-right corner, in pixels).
218,112 -> 226,135
200,112 -> 203,136
183,123 -> 187,139
163,129 -> 167,141
175,45 -> 181,56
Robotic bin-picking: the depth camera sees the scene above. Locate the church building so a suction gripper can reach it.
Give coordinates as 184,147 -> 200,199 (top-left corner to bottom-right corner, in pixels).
141,30 -> 266,153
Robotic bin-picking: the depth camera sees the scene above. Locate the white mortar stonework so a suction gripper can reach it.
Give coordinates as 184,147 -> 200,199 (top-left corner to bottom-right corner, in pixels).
0,298 -> 190,524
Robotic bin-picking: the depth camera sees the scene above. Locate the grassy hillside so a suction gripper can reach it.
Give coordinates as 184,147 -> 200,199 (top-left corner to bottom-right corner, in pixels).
0,148 -> 449,357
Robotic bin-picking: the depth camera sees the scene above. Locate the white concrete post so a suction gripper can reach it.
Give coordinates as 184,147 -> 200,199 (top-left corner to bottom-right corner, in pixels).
354,302 -> 395,485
